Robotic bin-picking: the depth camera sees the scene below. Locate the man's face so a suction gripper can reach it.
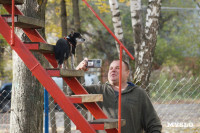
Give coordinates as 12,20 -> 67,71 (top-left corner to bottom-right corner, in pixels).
108,60 -> 129,85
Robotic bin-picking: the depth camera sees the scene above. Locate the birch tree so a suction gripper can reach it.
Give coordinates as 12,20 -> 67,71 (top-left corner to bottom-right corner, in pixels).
10,0 -> 47,132
109,0 -> 133,80
193,0 -> 200,8
109,0 -> 129,62
130,0 -> 162,88
130,0 -> 143,67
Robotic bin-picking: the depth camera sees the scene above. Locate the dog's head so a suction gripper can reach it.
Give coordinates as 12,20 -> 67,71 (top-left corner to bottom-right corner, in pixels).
69,31 -> 85,44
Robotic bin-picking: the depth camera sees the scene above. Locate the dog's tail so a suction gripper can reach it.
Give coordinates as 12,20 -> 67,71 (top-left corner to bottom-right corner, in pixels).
53,45 -> 59,60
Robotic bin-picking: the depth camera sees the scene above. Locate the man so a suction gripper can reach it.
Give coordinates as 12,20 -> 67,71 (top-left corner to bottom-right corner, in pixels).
76,58 -> 162,133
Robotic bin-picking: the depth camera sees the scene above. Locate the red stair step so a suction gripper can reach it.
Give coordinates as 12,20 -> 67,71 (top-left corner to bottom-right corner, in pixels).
46,69 -> 84,77
69,94 -> 103,103
24,42 -> 54,53
89,119 -> 126,130
0,0 -> 24,5
1,15 -> 44,29
64,94 -> 102,103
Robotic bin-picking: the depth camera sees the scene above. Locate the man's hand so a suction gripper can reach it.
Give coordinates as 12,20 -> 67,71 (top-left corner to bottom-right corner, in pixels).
76,58 -> 88,71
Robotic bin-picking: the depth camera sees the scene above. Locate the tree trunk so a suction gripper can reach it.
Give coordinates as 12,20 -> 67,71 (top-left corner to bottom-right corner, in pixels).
0,46 -> 5,77
61,0 -> 68,37
193,0 -> 200,8
130,0 -> 143,68
109,0 -> 132,80
132,0 -> 162,88
10,0 -> 47,132
60,1 -> 71,132
109,0 -> 129,62
72,0 -> 88,121
72,0 -> 83,64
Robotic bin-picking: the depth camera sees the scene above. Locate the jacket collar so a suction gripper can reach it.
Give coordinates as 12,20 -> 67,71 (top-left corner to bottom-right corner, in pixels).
106,81 -> 136,94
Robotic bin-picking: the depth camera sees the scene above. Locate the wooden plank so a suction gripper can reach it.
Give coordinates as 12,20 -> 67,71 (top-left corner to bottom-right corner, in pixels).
0,0 -> 24,5
70,94 -> 103,103
89,119 -> 126,129
46,69 -> 84,77
60,69 -> 84,77
1,15 -> 44,29
39,43 -> 54,53
24,42 -> 54,53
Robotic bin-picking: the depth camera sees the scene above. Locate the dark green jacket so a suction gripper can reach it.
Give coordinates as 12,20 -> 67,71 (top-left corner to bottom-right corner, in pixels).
84,82 -> 162,133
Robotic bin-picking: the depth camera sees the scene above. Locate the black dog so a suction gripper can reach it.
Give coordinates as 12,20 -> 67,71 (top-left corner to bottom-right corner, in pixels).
54,32 -> 85,69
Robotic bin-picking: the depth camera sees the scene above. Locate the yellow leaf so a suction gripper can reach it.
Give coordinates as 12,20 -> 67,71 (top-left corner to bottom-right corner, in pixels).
126,1 -> 130,6
119,0 -> 126,3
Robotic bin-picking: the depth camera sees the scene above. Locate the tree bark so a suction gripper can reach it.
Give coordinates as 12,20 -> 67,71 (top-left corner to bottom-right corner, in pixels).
61,0 -> 68,37
0,46 -> 5,77
109,0 -> 132,80
72,0 -> 83,64
132,0 -> 162,88
193,0 -> 200,8
130,0 -> 143,67
72,0 -> 88,121
10,0 -> 47,132
60,1 -> 71,132
109,0 -> 129,62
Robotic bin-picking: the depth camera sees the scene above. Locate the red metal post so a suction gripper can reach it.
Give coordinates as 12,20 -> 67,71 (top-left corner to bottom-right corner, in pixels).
82,0 -> 134,60
82,1 -> 135,132
118,46 -> 123,133
11,0 -> 15,46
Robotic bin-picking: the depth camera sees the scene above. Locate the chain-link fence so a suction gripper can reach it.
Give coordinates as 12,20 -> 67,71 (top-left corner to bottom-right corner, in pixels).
0,83 -> 11,133
148,77 -> 200,133
0,77 -> 199,133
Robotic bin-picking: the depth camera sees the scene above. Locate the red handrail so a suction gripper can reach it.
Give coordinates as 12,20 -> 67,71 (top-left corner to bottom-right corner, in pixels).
82,1 -> 135,132
118,45 -> 123,132
82,0 -> 134,60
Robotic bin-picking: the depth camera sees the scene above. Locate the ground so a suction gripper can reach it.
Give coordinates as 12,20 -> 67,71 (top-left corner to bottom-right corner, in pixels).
0,103 -> 199,133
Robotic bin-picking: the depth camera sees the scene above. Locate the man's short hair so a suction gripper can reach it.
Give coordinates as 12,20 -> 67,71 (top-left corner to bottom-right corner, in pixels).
112,59 -> 130,70
122,60 -> 130,70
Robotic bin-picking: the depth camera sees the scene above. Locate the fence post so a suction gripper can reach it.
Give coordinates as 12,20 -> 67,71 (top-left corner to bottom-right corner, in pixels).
44,89 -> 49,133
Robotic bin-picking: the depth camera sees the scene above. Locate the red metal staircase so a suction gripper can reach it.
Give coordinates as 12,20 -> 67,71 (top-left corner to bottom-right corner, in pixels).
0,1 -> 125,133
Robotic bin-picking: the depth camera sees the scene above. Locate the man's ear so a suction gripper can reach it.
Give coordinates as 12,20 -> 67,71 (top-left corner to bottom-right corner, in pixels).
128,70 -> 130,75
127,70 -> 130,76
